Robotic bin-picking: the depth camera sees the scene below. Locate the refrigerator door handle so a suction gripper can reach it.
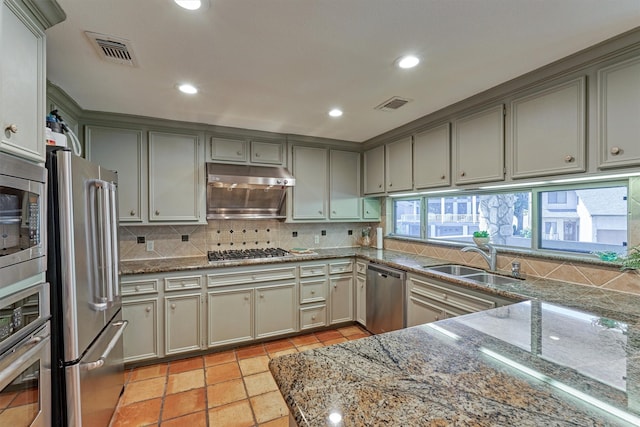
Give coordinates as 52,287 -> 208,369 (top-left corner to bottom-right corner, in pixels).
108,182 -> 120,300
99,182 -> 115,304
87,180 -> 111,311
80,320 -> 128,371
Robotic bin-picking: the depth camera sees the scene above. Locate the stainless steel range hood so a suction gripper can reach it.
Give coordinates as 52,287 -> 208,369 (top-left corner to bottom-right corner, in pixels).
206,163 -> 295,220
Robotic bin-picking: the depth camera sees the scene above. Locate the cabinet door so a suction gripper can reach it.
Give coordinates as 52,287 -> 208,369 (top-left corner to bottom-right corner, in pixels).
85,126 -> 145,222
414,124 -> 450,188
255,283 -> 297,339
362,198 -> 381,220
407,295 -> 444,327
511,77 -> 586,178
0,1 -> 46,161
363,146 -> 385,195
385,137 -> 412,192
453,105 -> 505,185
122,296 -> 160,362
208,288 -> 253,347
329,275 -> 353,324
164,292 -> 203,355
292,146 -> 327,219
598,56 -> 640,169
149,131 -> 203,222
355,275 -> 366,326
329,150 -> 361,219
251,140 -> 284,165
210,137 -> 247,162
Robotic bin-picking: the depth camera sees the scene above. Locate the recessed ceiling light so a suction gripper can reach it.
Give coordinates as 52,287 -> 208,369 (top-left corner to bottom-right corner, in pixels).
178,83 -> 198,94
174,0 -> 202,10
328,108 -> 343,117
397,55 -> 420,69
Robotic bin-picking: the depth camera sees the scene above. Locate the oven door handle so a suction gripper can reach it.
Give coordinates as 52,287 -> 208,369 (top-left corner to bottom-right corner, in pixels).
0,333 -> 50,389
80,320 -> 128,372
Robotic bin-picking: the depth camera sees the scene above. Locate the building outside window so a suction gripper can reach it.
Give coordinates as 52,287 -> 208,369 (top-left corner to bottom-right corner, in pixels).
393,199 -> 421,237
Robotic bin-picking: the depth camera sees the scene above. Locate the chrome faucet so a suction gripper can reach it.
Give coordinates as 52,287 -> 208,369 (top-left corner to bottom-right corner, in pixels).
461,243 -> 497,271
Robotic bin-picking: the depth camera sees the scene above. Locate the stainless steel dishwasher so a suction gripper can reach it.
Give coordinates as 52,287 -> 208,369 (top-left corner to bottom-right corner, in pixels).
366,263 -> 406,334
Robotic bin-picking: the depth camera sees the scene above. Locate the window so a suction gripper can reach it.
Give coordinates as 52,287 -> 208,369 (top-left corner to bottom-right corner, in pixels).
539,185 -> 627,254
426,192 -> 532,248
393,199 -> 421,237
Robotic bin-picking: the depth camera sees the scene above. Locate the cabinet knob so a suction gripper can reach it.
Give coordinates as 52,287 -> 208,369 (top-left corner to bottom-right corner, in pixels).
181,281 -> 186,286
311,290 -> 315,294
130,210 -> 136,216
318,210 -> 323,215
564,155 -> 574,163
333,284 -> 337,289
145,306 -> 152,312
378,184 -> 382,188
435,316 -> 439,321
251,275 -> 256,280
389,182 -> 393,187
255,152 -> 261,157
610,146 -> 621,155
5,124 -> 17,134
244,296 -> 249,301
135,286 -> 140,291
260,294 -> 264,298
460,171 -> 466,177
155,210 -> 160,215
236,151 -> 242,156
170,303 -> 176,309
442,293 -> 447,299
441,175 -> 446,180
332,210 -> 336,214
311,315 -> 316,320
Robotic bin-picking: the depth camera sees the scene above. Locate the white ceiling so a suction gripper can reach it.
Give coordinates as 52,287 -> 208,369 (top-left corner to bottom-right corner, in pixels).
45,0 -> 640,143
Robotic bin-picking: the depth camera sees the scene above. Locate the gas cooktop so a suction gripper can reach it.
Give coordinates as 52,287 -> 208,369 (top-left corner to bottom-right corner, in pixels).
207,248 -> 291,262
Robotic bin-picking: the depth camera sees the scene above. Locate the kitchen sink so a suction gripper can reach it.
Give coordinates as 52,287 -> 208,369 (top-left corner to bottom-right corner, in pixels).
423,264 -> 484,276
423,264 -> 521,286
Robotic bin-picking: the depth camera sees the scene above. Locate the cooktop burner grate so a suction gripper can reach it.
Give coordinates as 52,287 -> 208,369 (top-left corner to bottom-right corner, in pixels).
207,248 -> 290,262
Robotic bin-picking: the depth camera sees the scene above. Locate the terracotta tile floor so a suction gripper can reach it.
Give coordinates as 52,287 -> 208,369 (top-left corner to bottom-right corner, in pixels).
110,325 -> 370,427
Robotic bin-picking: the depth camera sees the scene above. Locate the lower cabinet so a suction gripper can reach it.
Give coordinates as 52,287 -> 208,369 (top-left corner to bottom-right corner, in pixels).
355,273 -> 367,327
208,288 -> 254,347
122,296 -> 160,362
164,292 -> 204,355
255,283 -> 297,339
329,275 -> 353,325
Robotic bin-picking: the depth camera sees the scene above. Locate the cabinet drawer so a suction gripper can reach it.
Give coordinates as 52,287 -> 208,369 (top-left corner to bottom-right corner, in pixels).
122,279 -> 158,295
300,279 -> 327,303
299,264 -> 327,278
408,276 -> 495,313
165,275 -> 203,291
355,261 -> 367,275
208,267 -> 297,287
300,305 -> 327,330
329,261 -> 353,275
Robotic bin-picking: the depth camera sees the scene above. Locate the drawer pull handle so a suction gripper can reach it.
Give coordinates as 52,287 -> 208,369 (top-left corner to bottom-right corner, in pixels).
610,146 -> 621,155
6,124 -> 18,134
236,150 -> 242,156
130,210 -> 136,216
145,306 -> 151,312
460,171 -> 466,177
318,210 -> 323,215
441,174 -> 446,180
155,210 -> 160,215
378,184 -> 382,188
564,155 -> 574,163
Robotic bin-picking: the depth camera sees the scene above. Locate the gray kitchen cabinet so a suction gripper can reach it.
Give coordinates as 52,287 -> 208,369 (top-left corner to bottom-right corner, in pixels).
255,283 -> 297,339
597,55 -> 640,169
148,131 -> 204,222
329,274 -> 354,324
251,139 -> 285,165
292,145 -> 328,220
85,126 -> 145,223
453,105 -> 505,185
511,77 -> 586,178
363,145 -> 385,195
299,263 -> 328,330
210,136 -> 247,162
164,291 -> 203,355
385,137 -> 412,192
329,150 -> 361,219
414,124 -> 451,189
0,0 -> 46,162
355,261 -> 367,327
121,276 -> 162,363
208,288 -> 254,347
362,198 -> 381,220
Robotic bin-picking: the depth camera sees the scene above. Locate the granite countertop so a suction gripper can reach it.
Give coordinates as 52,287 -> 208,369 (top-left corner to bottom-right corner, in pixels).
270,301 -> 640,426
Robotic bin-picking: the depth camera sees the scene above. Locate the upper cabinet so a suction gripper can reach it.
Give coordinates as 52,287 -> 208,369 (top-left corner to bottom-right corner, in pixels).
210,135 -> 285,166
85,126 -> 145,223
363,145 -> 385,195
453,105 -> 505,185
0,0 -> 46,162
385,137 -> 412,192
511,77 -> 586,178
329,150 -> 361,219
149,131 -> 203,222
597,56 -> 640,169
292,146 -> 328,220
414,124 -> 450,189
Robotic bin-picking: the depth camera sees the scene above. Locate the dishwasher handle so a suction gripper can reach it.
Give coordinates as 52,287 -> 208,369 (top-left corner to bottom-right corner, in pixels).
367,263 -> 405,280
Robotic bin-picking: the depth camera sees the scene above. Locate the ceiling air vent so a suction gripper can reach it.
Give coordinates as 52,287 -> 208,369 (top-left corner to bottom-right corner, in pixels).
85,31 -> 138,66
375,96 -> 411,112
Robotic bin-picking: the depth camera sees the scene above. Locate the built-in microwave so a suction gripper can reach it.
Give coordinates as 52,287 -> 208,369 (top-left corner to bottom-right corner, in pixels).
0,153 -> 46,289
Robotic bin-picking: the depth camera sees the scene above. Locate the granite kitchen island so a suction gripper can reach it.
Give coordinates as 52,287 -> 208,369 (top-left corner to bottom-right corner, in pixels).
270,300 -> 640,426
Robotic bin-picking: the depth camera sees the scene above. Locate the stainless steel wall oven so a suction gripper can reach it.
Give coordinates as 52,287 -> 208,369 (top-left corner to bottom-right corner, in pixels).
0,152 -> 46,289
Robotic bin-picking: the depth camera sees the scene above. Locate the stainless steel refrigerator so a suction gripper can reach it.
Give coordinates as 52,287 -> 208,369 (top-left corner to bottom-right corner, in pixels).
46,147 -> 128,426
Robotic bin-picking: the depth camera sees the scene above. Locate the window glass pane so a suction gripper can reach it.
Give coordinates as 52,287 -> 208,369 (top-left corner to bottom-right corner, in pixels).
393,199 -> 421,237
426,192 -> 532,248
539,186 -> 627,254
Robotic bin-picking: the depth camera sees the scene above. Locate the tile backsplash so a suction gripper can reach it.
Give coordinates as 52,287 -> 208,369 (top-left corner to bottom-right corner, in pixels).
120,221 -> 379,261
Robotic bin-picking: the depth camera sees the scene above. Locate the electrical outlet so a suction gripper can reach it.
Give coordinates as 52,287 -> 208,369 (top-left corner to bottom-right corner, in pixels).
146,240 -> 154,251
314,235 -> 320,244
